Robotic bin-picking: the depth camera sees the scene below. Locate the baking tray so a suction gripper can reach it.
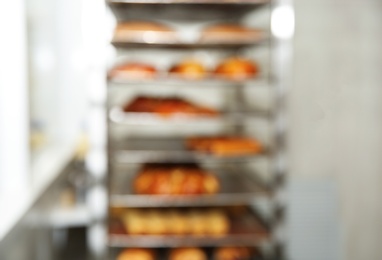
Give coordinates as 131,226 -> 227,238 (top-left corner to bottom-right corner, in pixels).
112,31 -> 268,48
109,247 -> 267,260
108,75 -> 268,87
110,137 -> 269,163
108,209 -> 271,247
109,167 -> 272,207
109,107 -> 270,125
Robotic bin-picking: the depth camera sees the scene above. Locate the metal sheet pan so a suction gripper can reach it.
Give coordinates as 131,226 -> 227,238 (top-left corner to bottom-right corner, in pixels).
109,167 -> 272,207
108,75 -> 268,87
109,247 -> 267,260
110,137 -> 269,163
112,31 -> 268,47
109,107 -> 270,125
108,209 -> 271,247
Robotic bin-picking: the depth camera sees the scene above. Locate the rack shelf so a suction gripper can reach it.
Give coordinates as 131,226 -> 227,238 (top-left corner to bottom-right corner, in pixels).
110,137 -> 269,163
110,169 -> 272,207
108,77 -> 268,87
111,34 -> 269,48
108,211 -> 270,247
109,108 -> 271,125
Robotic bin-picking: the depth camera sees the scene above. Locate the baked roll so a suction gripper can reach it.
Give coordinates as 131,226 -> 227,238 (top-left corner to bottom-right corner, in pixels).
113,21 -> 177,43
117,248 -> 155,260
169,248 -> 207,260
133,164 -> 220,195
215,57 -> 259,80
109,62 -> 157,80
121,208 -> 230,236
122,96 -> 218,118
122,209 -> 146,235
206,210 -> 230,235
214,247 -> 252,260
169,59 -> 207,80
186,136 -> 262,156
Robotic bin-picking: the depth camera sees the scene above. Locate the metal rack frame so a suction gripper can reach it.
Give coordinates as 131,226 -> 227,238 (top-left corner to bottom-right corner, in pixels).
102,0 -> 294,259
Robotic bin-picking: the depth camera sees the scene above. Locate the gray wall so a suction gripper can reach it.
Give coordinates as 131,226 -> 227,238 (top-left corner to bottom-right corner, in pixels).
291,0 -> 382,259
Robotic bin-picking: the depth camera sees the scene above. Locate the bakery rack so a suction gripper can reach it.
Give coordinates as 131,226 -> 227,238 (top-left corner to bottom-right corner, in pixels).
105,0 -> 292,259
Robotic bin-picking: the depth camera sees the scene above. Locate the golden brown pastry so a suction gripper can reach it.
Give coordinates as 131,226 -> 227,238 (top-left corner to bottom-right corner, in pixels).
117,248 -> 155,260
116,21 -> 172,31
214,247 -> 252,260
188,210 -> 207,235
169,59 -> 207,80
113,21 -> 176,43
206,210 -> 230,235
133,164 -> 220,195
122,96 -> 219,118
146,210 -> 167,235
109,62 -> 157,79
121,208 -> 230,236
122,209 -> 146,234
186,136 -> 262,157
168,210 -> 189,235
169,248 -> 207,260
214,57 -> 259,80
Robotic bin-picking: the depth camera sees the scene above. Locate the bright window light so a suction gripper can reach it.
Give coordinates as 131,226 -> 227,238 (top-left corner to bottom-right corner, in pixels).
271,5 -> 295,39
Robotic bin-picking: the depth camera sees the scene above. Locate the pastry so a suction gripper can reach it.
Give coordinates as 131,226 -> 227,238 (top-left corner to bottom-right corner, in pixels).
168,210 -> 189,235
133,163 -> 220,195
122,209 -> 146,234
169,59 -> 207,80
188,210 -> 207,235
186,136 -> 262,156
169,248 -> 207,260
214,247 -> 252,260
146,210 -> 167,235
109,62 -> 157,79
122,96 -> 218,118
117,248 -> 155,260
121,208 -> 230,236
113,21 -> 177,43
214,57 -> 259,80
206,210 -> 230,235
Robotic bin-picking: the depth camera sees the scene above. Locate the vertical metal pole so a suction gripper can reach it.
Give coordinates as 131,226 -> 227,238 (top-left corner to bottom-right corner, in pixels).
271,0 -> 294,259
82,0 -> 109,258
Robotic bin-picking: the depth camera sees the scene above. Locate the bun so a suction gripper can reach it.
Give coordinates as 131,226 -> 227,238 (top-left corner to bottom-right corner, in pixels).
134,164 -> 219,195
215,57 -> 259,80
214,247 -> 251,260
168,210 -> 189,235
113,21 -> 177,43
109,63 -> 157,79
117,249 -> 155,260
121,209 -> 230,236
116,21 -> 173,32
169,248 -> 207,260
206,210 -> 230,235
122,96 -> 218,117
186,136 -> 262,156
122,209 -> 146,234
169,60 -> 207,80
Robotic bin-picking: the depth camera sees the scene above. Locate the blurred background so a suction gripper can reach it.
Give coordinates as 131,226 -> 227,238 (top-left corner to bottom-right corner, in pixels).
0,0 -> 381,259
